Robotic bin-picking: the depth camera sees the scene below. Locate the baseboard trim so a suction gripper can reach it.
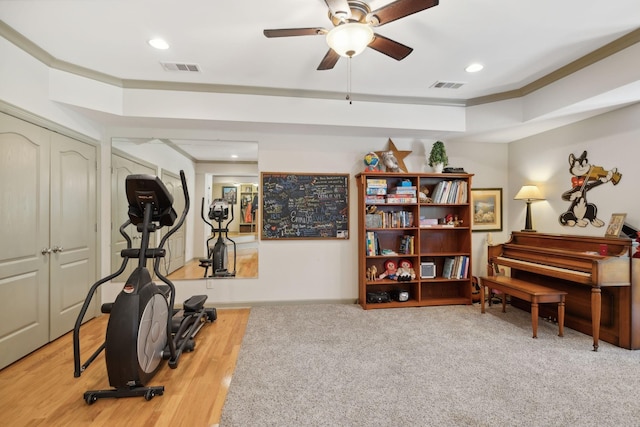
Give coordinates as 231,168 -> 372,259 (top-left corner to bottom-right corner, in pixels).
207,299 -> 358,309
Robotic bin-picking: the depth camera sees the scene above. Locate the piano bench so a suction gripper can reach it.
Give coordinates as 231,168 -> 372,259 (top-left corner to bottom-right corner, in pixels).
479,276 -> 567,339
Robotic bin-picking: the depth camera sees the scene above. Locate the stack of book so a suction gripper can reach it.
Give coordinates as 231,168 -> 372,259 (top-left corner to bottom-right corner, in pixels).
442,255 -> 470,279
386,183 -> 417,204
365,179 -> 387,204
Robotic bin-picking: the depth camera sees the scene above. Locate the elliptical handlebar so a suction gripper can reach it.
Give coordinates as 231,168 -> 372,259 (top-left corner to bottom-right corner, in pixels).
153,170 -> 189,365
200,197 -> 213,230
225,198 -> 235,229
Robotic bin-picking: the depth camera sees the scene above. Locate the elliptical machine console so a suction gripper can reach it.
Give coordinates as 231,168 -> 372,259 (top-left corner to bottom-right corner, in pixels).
73,171 -> 216,404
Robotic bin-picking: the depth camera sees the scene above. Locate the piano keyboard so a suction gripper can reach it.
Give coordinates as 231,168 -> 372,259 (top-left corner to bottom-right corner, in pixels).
495,256 -> 591,281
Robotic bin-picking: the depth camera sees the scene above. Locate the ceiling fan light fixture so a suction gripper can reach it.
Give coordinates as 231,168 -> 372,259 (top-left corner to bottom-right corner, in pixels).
326,23 -> 373,58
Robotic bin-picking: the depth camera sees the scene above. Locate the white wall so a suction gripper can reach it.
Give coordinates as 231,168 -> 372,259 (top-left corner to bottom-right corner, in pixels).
165,135 -> 508,306
507,103 -> 640,239
3,35 -> 638,307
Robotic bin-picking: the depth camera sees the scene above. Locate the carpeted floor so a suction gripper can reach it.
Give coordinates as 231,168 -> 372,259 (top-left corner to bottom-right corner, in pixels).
220,303 -> 640,426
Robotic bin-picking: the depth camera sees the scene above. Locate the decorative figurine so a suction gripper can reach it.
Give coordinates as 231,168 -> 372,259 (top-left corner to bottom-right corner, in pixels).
380,150 -> 400,172
397,259 -> 416,281
375,139 -> 411,173
379,259 -> 398,280
419,185 -> 432,203
364,152 -> 381,172
366,265 -> 378,281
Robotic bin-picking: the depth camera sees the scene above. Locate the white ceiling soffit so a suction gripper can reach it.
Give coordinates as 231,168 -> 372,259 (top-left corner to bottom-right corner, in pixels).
1,0 -> 640,147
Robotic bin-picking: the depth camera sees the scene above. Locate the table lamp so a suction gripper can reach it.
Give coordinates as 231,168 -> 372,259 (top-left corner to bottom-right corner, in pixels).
514,185 -> 544,232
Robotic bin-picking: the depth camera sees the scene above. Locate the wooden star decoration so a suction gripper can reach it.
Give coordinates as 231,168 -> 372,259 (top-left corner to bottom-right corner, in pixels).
376,138 -> 411,173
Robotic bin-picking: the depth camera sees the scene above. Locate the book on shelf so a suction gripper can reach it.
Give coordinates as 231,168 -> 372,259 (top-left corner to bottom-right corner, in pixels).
366,187 -> 388,195
365,231 -> 382,256
442,257 -> 455,279
442,255 -> 469,279
388,186 -> 417,195
366,179 -> 387,188
365,195 -> 386,204
431,180 -> 468,204
366,210 -> 414,228
398,235 -> 414,254
383,210 -> 413,228
386,195 -> 417,203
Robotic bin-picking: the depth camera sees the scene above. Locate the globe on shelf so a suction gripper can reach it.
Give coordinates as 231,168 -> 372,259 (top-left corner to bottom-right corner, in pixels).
364,152 -> 381,172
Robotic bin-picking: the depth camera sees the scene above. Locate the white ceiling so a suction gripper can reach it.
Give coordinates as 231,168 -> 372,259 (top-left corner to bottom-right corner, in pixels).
1,0 -> 640,160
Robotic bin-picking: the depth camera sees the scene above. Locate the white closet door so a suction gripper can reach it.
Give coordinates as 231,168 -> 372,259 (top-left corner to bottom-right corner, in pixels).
160,170 -> 186,275
0,113 -> 50,369
48,132 -> 97,340
111,153 -> 156,277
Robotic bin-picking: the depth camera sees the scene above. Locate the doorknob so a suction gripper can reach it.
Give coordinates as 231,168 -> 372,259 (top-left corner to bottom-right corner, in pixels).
41,248 -> 52,255
52,246 -> 64,253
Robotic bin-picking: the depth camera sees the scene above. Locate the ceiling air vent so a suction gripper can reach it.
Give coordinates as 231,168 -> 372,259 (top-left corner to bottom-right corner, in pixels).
430,81 -> 465,89
160,62 -> 201,72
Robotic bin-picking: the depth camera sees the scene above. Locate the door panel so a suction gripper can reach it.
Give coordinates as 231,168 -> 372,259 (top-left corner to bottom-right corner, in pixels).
160,170 -> 186,275
111,154 -> 155,278
0,113 -> 50,369
49,133 -> 97,340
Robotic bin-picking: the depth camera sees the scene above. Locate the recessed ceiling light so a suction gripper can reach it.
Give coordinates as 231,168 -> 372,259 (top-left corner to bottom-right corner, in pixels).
465,63 -> 484,73
148,38 -> 169,50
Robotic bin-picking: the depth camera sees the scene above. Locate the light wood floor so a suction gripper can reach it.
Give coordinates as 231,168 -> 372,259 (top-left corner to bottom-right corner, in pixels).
0,308 -> 250,426
167,248 -> 258,280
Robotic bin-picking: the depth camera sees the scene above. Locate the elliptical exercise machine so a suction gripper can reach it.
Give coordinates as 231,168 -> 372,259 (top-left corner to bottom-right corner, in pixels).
198,197 -> 236,277
73,171 -> 216,404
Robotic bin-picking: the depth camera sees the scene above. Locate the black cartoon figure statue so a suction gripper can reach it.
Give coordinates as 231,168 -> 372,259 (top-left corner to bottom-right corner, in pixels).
559,151 -> 622,227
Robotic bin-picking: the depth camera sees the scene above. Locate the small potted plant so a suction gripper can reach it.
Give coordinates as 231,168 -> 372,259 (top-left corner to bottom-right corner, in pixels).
427,141 -> 448,173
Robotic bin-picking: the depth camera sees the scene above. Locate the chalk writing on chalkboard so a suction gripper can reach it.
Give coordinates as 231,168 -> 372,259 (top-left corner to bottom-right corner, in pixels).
261,173 -> 349,239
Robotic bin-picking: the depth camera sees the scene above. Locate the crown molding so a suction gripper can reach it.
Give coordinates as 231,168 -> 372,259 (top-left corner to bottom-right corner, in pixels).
466,27 -> 640,106
2,20 -> 638,108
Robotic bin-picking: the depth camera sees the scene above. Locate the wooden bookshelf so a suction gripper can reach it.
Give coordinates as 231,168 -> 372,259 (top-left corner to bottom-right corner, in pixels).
356,172 -> 474,309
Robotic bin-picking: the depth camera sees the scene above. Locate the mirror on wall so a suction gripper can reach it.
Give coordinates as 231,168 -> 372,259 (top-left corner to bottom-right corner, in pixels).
111,137 -> 259,280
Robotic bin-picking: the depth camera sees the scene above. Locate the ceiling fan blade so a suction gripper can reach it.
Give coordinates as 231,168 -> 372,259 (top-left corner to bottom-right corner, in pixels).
325,0 -> 351,20
368,33 -> 413,60
317,49 -> 341,70
368,0 -> 439,27
263,28 -> 327,38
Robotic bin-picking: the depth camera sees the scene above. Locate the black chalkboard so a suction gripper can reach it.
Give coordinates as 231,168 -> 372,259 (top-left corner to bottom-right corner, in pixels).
261,173 -> 349,239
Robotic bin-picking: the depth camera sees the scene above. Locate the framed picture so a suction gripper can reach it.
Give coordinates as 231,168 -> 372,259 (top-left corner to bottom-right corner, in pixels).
471,188 -> 503,232
222,186 -> 237,204
605,213 -> 626,238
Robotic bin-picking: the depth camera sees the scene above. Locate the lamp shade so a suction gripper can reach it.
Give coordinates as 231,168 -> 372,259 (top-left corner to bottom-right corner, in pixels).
514,185 -> 544,201
326,23 -> 374,58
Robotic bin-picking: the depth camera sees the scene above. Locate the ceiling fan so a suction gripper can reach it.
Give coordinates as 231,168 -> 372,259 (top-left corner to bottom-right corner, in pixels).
263,0 -> 439,70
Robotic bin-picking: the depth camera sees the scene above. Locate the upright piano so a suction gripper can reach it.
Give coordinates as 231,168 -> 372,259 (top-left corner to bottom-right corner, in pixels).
488,232 -> 638,350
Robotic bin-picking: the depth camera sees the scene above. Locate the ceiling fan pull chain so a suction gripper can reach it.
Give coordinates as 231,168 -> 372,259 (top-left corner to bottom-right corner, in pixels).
346,57 -> 352,105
